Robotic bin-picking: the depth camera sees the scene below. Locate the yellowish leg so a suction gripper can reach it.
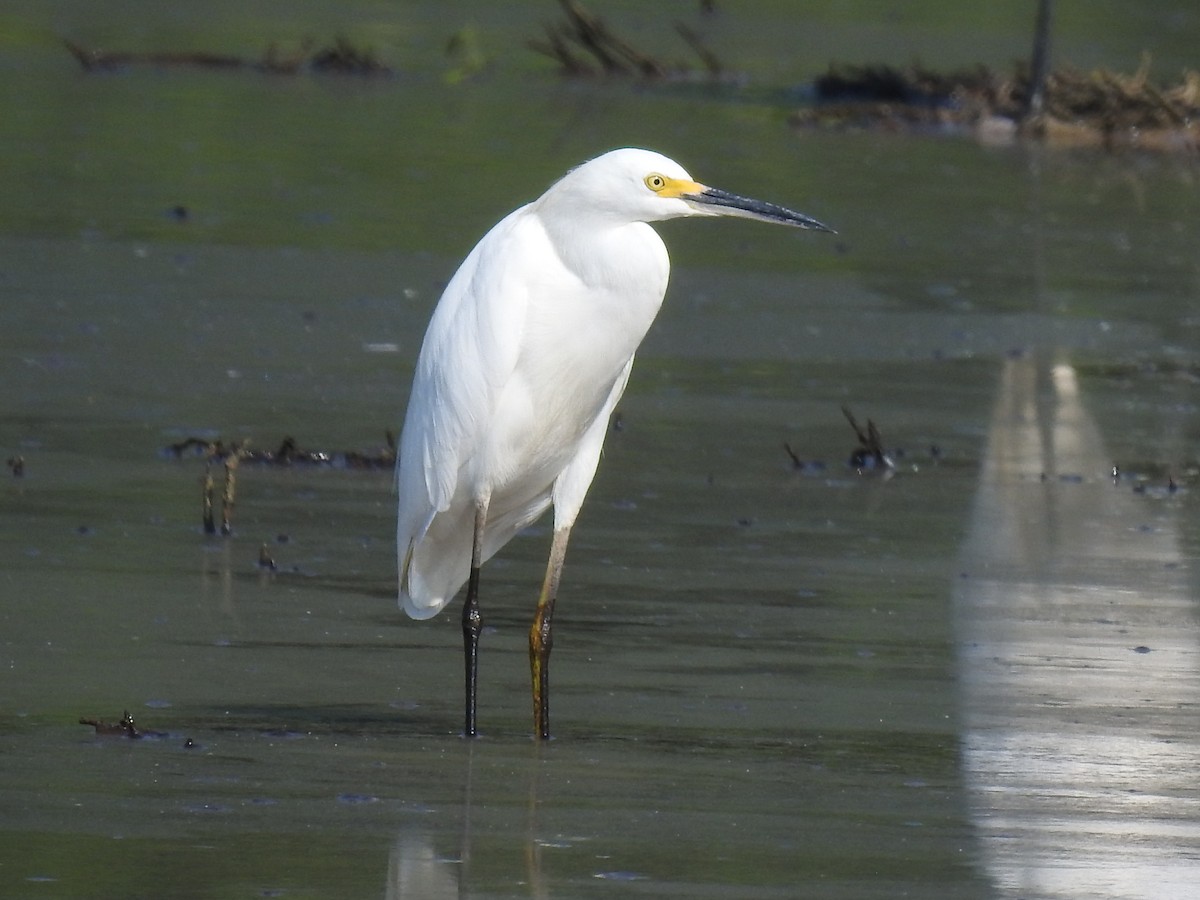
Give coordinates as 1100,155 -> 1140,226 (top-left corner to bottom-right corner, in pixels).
529,527 -> 571,740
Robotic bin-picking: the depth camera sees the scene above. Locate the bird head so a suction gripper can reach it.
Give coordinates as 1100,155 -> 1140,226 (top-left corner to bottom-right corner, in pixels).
545,147 -> 834,233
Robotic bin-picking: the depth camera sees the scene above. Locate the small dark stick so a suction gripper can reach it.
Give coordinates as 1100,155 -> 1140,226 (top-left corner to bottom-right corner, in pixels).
220,452 -> 239,536
842,405 -> 894,472
674,23 -> 722,77
202,465 -> 216,534
1025,0 -> 1054,120
79,710 -> 142,738
257,543 -> 277,570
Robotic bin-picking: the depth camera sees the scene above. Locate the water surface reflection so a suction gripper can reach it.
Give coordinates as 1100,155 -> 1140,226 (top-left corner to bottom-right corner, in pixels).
956,354 -> 1200,899
388,832 -> 462,899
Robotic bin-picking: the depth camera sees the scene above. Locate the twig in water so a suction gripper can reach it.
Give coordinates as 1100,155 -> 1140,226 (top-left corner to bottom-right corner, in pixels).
842,406 -> 894,473
220,450 -> 241,536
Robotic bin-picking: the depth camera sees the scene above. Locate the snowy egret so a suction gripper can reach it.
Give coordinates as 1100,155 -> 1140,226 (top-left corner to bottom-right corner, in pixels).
396,147 -> 833,739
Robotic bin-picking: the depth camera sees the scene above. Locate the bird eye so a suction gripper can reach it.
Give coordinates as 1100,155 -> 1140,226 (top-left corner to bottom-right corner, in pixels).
644,174 -> 667,192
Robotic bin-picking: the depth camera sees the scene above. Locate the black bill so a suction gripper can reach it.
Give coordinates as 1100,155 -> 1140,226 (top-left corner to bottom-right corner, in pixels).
683,186 -> 835,233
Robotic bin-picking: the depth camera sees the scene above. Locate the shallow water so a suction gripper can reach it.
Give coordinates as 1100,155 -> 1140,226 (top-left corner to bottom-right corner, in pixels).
3,4 -> 1200,898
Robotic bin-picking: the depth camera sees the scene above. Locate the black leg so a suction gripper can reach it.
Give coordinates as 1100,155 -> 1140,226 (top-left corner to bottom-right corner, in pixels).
462,565 -> 482,737
462,502 -> 487,737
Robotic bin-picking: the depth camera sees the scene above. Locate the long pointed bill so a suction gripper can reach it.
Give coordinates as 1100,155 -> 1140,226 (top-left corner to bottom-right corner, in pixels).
682,186 -> 835,233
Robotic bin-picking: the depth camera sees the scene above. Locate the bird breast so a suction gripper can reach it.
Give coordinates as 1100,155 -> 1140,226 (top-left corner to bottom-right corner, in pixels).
480,218 -> 669,496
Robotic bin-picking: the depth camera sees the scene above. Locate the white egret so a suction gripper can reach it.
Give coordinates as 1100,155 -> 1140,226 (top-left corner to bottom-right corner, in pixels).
396,147 -> 832,739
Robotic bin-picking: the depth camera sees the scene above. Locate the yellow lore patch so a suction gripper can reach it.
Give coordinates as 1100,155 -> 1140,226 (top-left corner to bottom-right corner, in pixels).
644,174 -> 704,198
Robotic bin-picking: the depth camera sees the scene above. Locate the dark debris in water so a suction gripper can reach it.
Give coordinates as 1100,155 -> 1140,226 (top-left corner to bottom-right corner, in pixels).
79,710 -> 166,740
62,13 -> 1200,153
164,433 -> 395,537
64,37 -> 393,76
530,0 -> 728,82
1113,461 -> 1195,495
308,37 -> 393,75
163,434 -> 395,470
842,406 -> 895,475
795,57 -> 1200,153
781,446 -> 827,477
786,406 -> 922,478
6,455 -> 24,477
257,543 -> 278,571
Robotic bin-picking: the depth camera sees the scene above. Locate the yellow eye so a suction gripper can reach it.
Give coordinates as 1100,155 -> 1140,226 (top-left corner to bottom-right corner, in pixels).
644,173 -> 667,192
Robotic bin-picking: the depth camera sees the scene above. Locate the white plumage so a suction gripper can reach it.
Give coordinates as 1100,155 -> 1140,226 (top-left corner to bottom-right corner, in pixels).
393,147 -> 832,738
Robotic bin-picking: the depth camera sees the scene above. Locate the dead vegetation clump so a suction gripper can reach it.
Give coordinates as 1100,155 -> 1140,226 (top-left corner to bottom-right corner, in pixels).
1025,60 -> 1200,150
64,37 -> 393,76
529,0 -> 725,81
163,434 -> 395,536
64,5 -> 1199,154
795,57 -> 1200,152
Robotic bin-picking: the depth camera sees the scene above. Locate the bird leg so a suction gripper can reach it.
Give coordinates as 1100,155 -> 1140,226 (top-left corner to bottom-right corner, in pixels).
462,501 -> 488,737
529,527 -> 571,740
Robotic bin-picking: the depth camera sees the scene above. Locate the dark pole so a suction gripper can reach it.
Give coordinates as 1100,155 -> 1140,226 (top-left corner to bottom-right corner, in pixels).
1026,0 -> 1054,119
